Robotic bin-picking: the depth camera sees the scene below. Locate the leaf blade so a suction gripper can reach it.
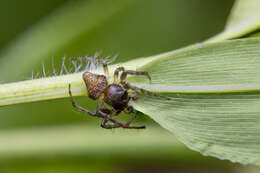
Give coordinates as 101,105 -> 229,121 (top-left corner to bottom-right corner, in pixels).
127,37 -> 260,165
132,38 -> 260,92
132,93 -> 260,165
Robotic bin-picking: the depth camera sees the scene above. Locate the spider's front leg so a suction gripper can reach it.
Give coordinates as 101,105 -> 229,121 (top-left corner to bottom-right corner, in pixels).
68,84 -> 101,117
113,67 -> 151,83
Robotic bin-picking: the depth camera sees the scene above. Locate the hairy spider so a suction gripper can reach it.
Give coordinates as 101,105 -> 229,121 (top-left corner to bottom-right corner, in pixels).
68,57 -> 169,129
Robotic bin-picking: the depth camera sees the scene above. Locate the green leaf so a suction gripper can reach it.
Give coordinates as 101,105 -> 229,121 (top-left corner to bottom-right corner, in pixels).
130,38 -> 260,165
208,0 -> 260,42
2,38 -> 260,165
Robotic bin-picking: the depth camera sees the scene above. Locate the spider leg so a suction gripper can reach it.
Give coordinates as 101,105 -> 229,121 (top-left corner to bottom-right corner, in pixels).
114,66 -> 151,83
124,105 -> 134,114
98,109 -> 145,129
126,114 -> 138,126
68,84 -> 100,117
100,119 -> 120,129
113,67 -> 124,83
120,69 -> 151,83
124,106 -> 144,127
112,117 -> 145,129
121,82 -> 170,100
128,92 -> 139,101
69,84 -> 144,129
71,57 -> 109,78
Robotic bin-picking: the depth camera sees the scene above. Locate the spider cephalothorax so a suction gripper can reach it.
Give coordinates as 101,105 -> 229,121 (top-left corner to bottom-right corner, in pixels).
68,57 -> 169,129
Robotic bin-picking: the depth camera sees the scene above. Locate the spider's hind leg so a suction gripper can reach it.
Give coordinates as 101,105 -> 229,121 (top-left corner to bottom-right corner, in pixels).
100,119 -> 120,129
100,117 -> 145,129
71,57 -> 109,78
98,108 -> 145,129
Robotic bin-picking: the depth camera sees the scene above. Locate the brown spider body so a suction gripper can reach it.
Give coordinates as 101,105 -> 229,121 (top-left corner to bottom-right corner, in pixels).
82,72 -> 107,100
83,72 -> 129,112
103,84 -> 129,112
69,57 -> 169,129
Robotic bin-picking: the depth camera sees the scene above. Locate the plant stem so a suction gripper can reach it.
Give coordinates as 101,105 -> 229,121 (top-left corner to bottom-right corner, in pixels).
0,73 -> 85,107
0,57 -> 157,107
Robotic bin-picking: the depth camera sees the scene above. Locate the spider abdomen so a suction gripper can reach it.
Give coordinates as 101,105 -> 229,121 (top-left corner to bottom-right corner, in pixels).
83,72 -> 108,100
104,84 -> 129,111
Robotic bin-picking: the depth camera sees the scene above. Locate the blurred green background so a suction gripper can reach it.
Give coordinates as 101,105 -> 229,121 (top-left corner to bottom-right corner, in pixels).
1,0 -> 257,172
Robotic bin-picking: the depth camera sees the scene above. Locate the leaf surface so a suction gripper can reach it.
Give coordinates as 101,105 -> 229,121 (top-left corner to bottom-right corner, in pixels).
127,38 -> 260,165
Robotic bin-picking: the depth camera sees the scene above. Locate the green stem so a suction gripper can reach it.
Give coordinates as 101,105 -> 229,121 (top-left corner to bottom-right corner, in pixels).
0,57 -> 157,107
0,73 -> 84,106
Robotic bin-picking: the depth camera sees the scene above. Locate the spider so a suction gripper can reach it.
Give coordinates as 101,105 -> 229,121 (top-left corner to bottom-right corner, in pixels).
68,57 -> 169,129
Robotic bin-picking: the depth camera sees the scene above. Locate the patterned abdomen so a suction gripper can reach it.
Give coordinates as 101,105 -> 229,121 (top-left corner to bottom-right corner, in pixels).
83,72 -> 108,100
